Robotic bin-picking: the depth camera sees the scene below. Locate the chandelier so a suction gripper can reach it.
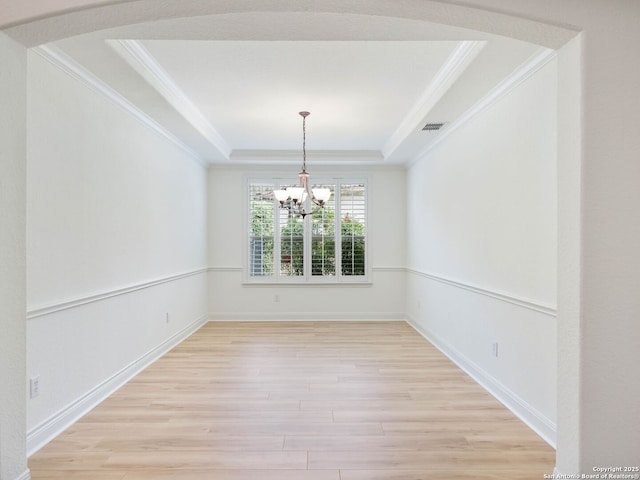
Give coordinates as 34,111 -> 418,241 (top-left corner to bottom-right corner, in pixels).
273,111 -> 331,218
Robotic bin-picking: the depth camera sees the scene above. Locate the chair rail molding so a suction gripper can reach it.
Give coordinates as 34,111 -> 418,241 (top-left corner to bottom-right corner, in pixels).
27,268 -> 208,319
407,268 -> 556,317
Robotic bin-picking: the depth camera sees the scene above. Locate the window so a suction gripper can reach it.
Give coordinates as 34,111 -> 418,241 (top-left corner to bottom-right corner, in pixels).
340,183 -> 366,276
248,182 -> 275,276
248,178 -> 367,282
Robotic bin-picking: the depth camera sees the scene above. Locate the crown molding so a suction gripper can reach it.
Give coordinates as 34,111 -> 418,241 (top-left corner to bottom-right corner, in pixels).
382,40 -> 484,159
110,39 -> 231,161
230,149 -> 384,165
411,46 -> 556,164
32,44 -> 207,168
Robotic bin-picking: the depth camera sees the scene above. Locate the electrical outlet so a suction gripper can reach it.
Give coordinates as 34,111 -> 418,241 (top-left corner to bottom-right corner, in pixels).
30,376 -> 40,399
165,312 -> 170,323
491,342 -> 499,358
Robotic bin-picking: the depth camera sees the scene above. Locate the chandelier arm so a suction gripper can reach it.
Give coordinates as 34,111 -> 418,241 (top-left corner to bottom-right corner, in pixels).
279,199 -> 310,216
278,200 -> 318,218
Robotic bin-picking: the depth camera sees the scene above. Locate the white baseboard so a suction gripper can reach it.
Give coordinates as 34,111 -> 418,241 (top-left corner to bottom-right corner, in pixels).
26,314 -> 208,456
208,312 -> 406,321
14,469 -> 31,480
406,316 -> 557,448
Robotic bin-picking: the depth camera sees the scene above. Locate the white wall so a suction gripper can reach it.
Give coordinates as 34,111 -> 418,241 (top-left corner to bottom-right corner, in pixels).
25,50 -> 209,454
568,6 -> 640,470
555,35 -> 582,473
406,58 -> 558,443
0,32 -> 29,480
208,165 -> 406,320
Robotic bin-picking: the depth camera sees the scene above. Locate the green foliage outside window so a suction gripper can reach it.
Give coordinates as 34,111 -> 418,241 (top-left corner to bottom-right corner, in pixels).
341,213 -> 365,276
249,180 -> 366,280
249,200 -> 274,275
277,205 -> 365,276
280,213 -> 304,276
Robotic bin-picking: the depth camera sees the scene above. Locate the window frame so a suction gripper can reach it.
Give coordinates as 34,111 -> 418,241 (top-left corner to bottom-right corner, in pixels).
245,176 -> 369,284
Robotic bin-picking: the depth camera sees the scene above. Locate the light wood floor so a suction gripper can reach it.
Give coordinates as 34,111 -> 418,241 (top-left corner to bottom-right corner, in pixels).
29,321 -> 556,479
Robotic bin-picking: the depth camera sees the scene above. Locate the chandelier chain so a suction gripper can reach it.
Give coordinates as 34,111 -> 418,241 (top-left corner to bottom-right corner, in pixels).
272,110 -> 329,218
301,111 -> 308,172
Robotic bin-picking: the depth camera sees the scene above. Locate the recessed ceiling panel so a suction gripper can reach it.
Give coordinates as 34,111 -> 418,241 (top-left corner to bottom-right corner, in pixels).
140,40 -> 460,151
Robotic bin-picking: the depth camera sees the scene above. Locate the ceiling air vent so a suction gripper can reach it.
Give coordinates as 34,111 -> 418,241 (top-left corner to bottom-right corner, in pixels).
422,122 -> 445,131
